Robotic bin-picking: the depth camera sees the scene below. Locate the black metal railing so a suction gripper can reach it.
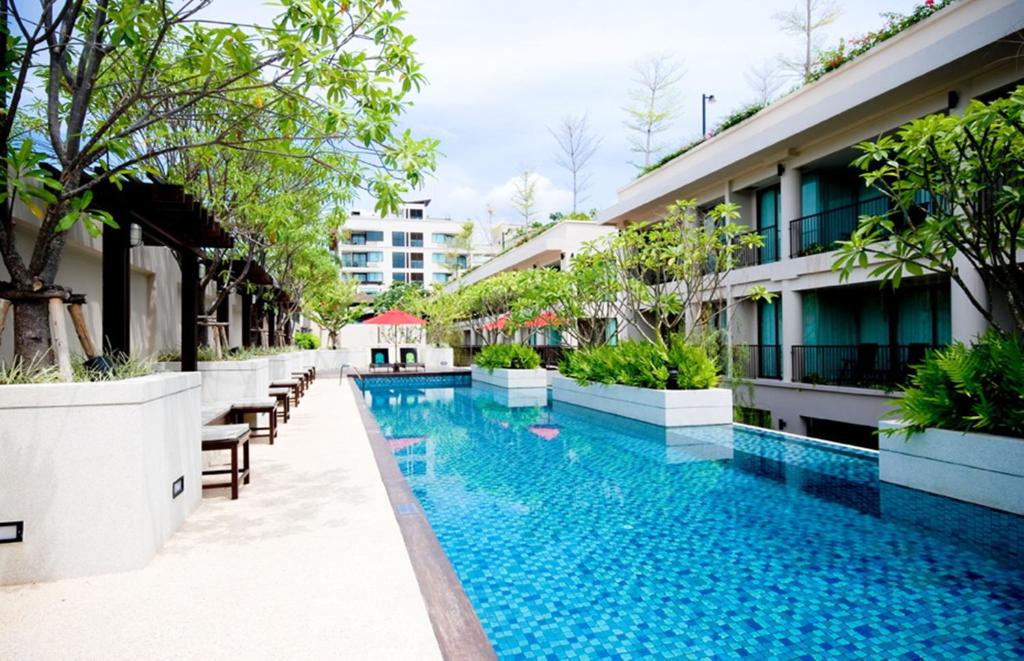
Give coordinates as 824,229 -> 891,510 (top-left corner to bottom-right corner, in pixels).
789,197 -> 891,257
792,344 -> 937,387
736,225 -> 780,267
455,344 -> 567,368
732,344 -> 782,379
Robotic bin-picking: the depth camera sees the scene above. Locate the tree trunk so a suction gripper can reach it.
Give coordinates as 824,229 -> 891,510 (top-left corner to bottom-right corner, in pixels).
12,300 -> 52,366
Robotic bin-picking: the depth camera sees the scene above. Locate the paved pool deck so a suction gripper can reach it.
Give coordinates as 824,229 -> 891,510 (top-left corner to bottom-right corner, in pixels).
0,376 -> 442,661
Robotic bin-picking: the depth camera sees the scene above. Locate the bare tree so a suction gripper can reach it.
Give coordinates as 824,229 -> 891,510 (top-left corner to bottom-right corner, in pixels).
549,114 -> 602,214
774,0 -> 842,82
623,54 -> 685,169
510,170 -> 538,225
745,59 -> 785,105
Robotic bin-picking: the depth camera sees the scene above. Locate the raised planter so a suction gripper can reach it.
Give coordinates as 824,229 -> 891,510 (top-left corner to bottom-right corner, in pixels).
0,372 -> 202,585
155,358 -> 269,403
314,348 -> 348,373
471,365 -> 548,389
879,421 -> 1024,515
423,346 -> 455,368
550,374 -> 733,427
267,353 -> 293,380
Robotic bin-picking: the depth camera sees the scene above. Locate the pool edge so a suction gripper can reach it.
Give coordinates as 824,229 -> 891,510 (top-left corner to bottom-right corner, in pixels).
346,377 -> 497,661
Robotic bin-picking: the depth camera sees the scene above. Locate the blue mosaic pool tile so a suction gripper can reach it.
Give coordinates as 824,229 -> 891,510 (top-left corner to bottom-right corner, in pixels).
365,385 -> 1024,660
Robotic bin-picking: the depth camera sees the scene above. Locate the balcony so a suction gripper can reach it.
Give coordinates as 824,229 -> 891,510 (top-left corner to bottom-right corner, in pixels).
736,225 -> 779,267
732,344 -> 782,379
789,197 -> 890,257
792,344 -> 936,387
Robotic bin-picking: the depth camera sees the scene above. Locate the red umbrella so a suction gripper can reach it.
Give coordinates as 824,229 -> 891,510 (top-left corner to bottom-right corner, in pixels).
364,309 -> 426,326
363,309 -> 426,368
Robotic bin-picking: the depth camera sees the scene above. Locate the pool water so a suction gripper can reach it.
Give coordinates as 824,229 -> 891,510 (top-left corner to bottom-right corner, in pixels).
361,383 -> 1024,659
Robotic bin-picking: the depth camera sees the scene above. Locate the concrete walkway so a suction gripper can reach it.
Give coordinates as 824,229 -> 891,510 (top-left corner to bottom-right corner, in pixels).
0,377 -> 442,661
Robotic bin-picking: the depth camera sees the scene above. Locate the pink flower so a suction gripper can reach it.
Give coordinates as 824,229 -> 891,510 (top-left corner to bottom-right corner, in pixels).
925,0 -> 935,6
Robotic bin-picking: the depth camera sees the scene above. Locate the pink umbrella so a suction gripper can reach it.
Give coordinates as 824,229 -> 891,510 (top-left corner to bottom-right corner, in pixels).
364,309 -> 426,369
388,436 -> 427,451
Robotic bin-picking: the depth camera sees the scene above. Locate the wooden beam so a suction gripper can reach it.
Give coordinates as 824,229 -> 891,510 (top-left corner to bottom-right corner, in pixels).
180,251 -> 199,372
102,220 -> 131,356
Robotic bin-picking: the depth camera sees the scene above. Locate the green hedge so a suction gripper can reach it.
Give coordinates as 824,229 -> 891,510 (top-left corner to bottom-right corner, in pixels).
891,331 -> 1023,438
294,332 -> 320,350
559,336 -> 719,390
475,344 -> 541,370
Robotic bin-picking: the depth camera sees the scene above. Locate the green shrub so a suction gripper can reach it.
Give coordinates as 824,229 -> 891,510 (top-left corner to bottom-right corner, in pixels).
559,335 -> 719,390
294,332 -> 320,350
890,331 -> 1023,438
475,344 -> 541,370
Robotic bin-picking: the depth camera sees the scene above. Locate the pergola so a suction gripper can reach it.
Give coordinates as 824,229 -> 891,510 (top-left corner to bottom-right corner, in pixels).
224,259 -> 275,348
93,180 -> 232,372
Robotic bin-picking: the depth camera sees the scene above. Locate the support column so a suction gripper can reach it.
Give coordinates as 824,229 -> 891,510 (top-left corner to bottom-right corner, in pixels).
241,293 -> 252,348
781,284 -> 802,383
950,254 -> 989,342
779,164 -> 802,259
180,251 -> 199,372
267,306 -> 276,347
102,221 -> 131,356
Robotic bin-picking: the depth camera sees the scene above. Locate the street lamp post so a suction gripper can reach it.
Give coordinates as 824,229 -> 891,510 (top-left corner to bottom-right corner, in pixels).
702,93 -> 716,136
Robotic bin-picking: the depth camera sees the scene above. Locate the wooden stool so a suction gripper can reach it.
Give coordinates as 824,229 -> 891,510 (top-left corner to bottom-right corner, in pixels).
231,399 -> 278,444
201,424 -> 251,500
268,388 -> 291,423
272,379 -> 301,407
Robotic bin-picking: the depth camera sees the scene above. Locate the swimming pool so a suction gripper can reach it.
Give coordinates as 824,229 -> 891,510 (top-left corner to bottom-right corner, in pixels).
361,382 -> 1024,659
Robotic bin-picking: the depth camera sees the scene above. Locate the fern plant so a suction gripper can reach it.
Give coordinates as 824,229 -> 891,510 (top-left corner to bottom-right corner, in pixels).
475,344 -> 541,371
890,332 -> 1024,438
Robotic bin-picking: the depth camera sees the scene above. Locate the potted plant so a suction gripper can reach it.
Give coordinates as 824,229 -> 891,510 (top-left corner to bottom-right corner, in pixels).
878,333 -> 1023,515
552,335 -> 732,427
471,344 -> 547,389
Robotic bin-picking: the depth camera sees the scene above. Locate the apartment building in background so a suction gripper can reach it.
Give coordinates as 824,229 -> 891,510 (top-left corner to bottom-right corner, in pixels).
337,200 -> 473,296
459,0 -> 1024,448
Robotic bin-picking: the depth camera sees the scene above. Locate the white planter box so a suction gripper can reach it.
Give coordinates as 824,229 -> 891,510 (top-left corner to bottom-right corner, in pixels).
315,349 -> 347,372
156,358 -> 269,404
300,350 -> 316,369
550,374 -> 733,427
472,365 -> 548,389
0,372 -> 202,585
879,421 -> 1024,515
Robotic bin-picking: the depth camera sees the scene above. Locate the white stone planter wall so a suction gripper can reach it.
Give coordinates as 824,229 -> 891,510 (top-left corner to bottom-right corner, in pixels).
0,372 -> 202,585
156,358 -> 269,403
472,365 -> 548,389
268,353 -> 292,380
314,348 -> 347,372
879,421 -> 1024,515
286,351 -> 304,374
300,350 -> 316,369
423,346 -> 455,368
550,374 -> 733,427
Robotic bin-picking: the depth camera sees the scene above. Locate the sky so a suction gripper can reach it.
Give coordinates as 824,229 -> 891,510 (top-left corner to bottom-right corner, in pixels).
218,0 -> 926,233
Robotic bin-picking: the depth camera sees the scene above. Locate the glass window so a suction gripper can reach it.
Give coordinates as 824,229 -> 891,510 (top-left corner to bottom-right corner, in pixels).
342,253 -> 368,267
408,208 -> 424,219
410,272 -> 424,283
432,272 -> 450,284
393,272 -> 407,282
410,252 -> 424,269
366,231 -> 384,242
367,251 -> 383,262
392,231 -> 406,247
392,252 -> 407,268
432,233 -> 452,245
410,232 -> 424,247
348,233 -> 366,245
432,252 -> 446,264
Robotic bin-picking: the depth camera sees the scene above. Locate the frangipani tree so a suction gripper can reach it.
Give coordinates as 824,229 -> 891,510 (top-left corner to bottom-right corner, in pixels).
834,87 -> 1024,334
0,0 -> 436,366
583,199 -> 769,345
461,271 -> 526,345
305,277 -> 362,349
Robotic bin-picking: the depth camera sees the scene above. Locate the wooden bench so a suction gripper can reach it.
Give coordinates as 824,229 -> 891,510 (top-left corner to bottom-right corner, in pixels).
290,371 -> 310,394
201,423 -> 251,500
271,378 -> 301,407
398,362 -> 426,372
268,387 -> 291,423
230,398 -> 278,444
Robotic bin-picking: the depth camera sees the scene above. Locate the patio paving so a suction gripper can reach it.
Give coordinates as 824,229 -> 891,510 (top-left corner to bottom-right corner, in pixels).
0,375 -> 442,661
